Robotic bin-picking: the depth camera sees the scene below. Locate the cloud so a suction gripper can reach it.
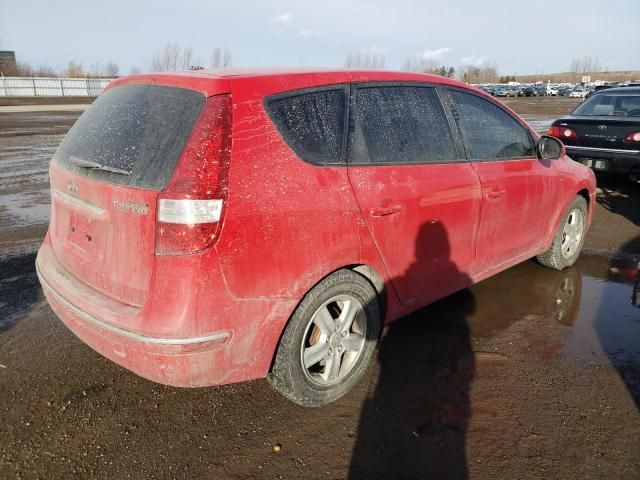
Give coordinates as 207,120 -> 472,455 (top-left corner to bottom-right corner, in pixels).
271,12 -> 293,26
460,54 -> 489,66
298,29 -> 318,37
422,48 -> 453,60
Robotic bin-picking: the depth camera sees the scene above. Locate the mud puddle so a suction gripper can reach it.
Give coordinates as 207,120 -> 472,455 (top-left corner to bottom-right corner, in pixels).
460,255 -> 640,366
520,114 -> 556,133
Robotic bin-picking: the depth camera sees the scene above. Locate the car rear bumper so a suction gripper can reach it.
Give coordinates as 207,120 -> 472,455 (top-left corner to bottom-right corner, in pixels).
36,236 -> 240,388
566,146 -> 640,175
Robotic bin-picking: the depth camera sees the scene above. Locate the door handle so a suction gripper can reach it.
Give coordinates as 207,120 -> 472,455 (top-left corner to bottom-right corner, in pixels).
370,205 -> 403,217
487,189 -> 506,199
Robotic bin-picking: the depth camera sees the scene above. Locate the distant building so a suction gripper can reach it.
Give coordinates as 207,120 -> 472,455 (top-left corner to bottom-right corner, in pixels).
0,51 -> 17,73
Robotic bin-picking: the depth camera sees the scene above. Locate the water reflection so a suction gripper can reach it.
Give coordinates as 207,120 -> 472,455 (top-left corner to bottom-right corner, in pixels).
350,254 -> 639,478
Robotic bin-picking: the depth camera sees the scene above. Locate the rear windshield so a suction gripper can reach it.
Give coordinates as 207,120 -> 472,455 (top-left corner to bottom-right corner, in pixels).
572,92 -> 640,117
55,84 -> 205,190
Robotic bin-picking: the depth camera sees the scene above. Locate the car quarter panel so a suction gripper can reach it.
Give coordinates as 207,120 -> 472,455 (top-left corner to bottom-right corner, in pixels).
216,77 -> 364,301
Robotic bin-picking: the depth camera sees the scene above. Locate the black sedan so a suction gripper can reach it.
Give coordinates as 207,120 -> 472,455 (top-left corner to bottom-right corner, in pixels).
548,87 -> 640,180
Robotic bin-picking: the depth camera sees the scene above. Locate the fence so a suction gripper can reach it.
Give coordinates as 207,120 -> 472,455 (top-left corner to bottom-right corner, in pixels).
0,76 -> 114,96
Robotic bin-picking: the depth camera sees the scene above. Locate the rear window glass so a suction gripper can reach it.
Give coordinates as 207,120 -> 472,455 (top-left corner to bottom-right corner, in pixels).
572,92 -> 640,117
266,88 -> 346,164
445,90 -> 535,160
55,84 -> 205,190
350,86 -> 457,164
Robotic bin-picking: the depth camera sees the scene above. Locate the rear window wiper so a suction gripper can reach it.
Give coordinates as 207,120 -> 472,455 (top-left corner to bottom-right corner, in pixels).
69,156 -> 132,175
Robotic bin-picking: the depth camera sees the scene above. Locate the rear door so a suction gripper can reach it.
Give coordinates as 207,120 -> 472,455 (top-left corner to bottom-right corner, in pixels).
49,84 -> 206,307
442,88 -> 556,274
347,84 -> 482,305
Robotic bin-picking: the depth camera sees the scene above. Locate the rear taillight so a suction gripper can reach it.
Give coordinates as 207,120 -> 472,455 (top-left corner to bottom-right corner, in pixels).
548,125 -> 578,140
155,94 -> 232,256
624,132 -> 640,143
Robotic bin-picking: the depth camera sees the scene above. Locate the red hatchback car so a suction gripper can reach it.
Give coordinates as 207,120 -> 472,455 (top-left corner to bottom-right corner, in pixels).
36,68 -> 596,406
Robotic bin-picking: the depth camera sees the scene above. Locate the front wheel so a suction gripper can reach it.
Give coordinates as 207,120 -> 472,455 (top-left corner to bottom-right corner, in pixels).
268,269 -> 381,407
537,196 -> 588,270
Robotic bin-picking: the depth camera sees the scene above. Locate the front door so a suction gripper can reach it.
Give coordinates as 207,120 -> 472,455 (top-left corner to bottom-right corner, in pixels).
442,88 -> 557,274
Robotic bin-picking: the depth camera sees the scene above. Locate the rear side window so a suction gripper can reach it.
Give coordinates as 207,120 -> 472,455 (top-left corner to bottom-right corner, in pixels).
55,84 -> 205,190
266,88 -> 347,164
351,86 -> 457,164
445,90 -> 535,160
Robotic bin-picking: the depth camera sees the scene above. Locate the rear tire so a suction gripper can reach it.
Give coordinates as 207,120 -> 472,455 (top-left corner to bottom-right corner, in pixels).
268,269 -> 381,407
537,196 -> 588,270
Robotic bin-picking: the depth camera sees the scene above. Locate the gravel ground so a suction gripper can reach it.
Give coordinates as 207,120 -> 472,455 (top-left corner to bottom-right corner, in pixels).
0,96 -> 638,480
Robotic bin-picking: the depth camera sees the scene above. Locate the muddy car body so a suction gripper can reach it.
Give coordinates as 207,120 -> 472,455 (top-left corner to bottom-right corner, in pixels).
36,68 -> 596,406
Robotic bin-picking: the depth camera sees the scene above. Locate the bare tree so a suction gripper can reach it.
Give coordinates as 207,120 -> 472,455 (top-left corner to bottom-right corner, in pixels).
402,56 -> 439,73
1,57 -> 57,77
344,52 -> 386,69
34,64 -> 56,77
90,62 -> 104,77
151,42 -> 204,71
63,60 -> 85,78
181,47 -> 193,70
104,62 -> 119,77
130,65 -> 141,74
151,42 -> 181,71
570,56 -> 602,75
210,46 -> 232,68
458,61 -> 498,84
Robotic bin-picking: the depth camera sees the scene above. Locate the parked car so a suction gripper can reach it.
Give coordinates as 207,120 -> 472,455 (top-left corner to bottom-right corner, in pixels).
504,86 -> 520,97
549,87 -> 640,180
569,88 -> 588,98
518,85 -> 535,97
547,86 -> 560,96
558,86 -> 574,96
494,87 -> 508,97
533,86 -> 547,96
36,68 -> 596,407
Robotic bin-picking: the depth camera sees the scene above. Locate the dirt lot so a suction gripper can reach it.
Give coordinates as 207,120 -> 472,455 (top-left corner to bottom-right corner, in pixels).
0,96 -> 638,479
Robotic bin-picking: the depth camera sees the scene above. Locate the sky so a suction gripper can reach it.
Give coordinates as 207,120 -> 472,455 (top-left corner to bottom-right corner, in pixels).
1,0 -> 639,76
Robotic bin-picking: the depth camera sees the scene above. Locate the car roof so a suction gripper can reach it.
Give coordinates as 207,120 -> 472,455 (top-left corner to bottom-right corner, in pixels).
198,66 -> 458,83
593,86 -> 640,94
111,67 -> 478,99
128,67 -> 470,88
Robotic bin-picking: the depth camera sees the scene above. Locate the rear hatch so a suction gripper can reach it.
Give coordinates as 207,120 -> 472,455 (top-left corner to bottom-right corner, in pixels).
49,83 -> 206,307
558,116 -> 640,150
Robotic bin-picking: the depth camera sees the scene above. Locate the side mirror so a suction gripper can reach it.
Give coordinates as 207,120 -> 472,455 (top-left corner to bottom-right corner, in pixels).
537,135 -> 565,160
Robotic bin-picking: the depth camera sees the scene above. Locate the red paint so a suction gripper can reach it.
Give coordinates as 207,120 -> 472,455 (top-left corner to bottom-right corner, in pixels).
37,69 -> 597,388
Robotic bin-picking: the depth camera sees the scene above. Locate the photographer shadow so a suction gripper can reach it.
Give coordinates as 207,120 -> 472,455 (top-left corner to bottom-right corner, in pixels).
349,221 -> 475,480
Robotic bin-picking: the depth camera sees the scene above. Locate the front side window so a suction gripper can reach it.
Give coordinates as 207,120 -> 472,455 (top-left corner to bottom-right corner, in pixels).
350,86 -> 458,164
445,90 -> 535,160
266,88 -> 347,164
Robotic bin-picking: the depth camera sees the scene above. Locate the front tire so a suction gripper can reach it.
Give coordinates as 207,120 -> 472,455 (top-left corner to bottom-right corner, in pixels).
537,196 -> 588,270
268,269 -> 381,407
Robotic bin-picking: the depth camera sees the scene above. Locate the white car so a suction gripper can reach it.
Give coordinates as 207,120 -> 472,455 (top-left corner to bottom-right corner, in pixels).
547,87 -> 559,95
569,89 -> 588,98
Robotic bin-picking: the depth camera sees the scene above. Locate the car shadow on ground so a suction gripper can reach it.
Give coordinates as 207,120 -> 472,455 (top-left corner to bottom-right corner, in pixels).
596,174 -> 640,224
0,251 -> 43,333
349,222 -> 475,480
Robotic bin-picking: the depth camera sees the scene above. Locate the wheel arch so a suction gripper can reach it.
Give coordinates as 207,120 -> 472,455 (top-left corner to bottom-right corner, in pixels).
577,188 -> 591,213
547,186 -> 592,247
266,263 -> 387,373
